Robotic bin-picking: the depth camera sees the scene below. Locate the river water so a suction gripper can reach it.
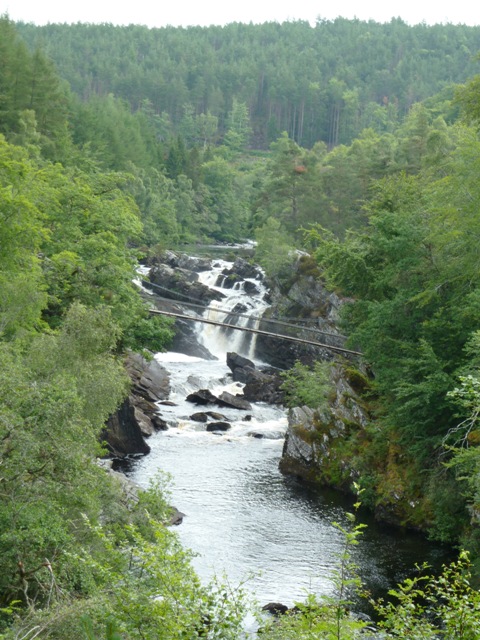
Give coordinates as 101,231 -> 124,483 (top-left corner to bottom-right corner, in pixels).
130,256 -> 450,612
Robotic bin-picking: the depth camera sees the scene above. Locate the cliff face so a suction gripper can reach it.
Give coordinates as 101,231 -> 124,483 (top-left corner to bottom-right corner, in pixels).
103,352 -> 170,457
265,257 -> 386,518
279,363 -> 371,491
254,255 -> 347,369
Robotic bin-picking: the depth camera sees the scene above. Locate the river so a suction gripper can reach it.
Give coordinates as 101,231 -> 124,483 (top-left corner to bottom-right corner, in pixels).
129,255 -> 450,614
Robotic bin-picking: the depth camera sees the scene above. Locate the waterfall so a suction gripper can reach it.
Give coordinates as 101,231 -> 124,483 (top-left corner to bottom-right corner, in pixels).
195,259 -> 269,360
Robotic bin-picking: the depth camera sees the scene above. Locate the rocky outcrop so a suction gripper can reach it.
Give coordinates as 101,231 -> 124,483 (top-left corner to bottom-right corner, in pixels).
169,316 -> 217,360
104,398 -> 151,457
226,351 -> 285,404
141,253 -> 219,360
161,250 -> 211,273
254,255 -> 347,369
186,387 -> 253,411
279,363 -> 370,488
147,263 -> 225,306
128,351 -> 170,403
222,257 -> 264,282
103,352 -> 170,457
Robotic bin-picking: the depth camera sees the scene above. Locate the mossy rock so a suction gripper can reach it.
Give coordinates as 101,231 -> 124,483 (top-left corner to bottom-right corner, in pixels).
297,255 -> 321,278
344,366 -> 371,395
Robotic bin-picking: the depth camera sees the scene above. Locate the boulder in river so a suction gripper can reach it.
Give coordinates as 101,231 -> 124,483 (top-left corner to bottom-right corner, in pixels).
222,257 -> 263,281
216,391 -> 252,411
206,421 -> 231,432
261,602 -> 289,616
226,352 -> 284,404
206,411 -> 228,421
226,351 -> 256,382
148,263 -> 225,306
186,389 -> 219,405
243,280 -> 260,295
190,412 -> 209,423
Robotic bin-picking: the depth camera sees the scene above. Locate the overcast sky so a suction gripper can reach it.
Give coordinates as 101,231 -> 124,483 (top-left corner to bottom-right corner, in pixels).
2,0 -> 479,28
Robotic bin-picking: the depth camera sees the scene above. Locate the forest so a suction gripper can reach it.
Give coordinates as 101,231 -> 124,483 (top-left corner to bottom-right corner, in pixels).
2,13 -> 480,638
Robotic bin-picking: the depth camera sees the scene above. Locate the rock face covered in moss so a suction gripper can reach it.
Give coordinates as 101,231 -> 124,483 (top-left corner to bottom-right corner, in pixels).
279,364 -> 370,489
260,256 -> 373,493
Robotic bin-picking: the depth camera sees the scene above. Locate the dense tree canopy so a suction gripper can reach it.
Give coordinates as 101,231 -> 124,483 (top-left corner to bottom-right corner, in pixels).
15,18 -> 480,149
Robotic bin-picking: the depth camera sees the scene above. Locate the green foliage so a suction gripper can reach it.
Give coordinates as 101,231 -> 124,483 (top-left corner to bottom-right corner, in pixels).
281,360 -> 332,409
16,19 -> 480,149
122,313 -> 174,355
0,16 -> 69,157
303,123 -> 480,533
5,13 -> 480,638
224,100 -> 252,151
201,155 -> 249,241
0,304 -> 128,609
2,516 -> 248,639
254,217 -> 296,279
376,551 -> 480,639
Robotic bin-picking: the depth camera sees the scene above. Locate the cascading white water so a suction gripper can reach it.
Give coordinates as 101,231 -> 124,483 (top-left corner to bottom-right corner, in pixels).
131,254 -> 451,614
195,259 -> 269,360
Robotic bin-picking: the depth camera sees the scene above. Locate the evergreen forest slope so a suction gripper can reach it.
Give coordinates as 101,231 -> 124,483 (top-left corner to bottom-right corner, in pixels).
16,19 -> 480,147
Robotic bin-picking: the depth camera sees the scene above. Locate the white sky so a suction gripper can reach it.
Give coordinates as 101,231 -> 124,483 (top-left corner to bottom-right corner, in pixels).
2,0 -> 479,28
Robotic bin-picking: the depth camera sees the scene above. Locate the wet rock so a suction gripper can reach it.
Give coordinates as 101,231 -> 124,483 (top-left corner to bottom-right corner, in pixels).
206,421 -> 231,432
222,257 -> 263,281
169,507 -> 185,525
151,415 -> 168,431
176,254 -> 211,272
261,602 -> 289,616
148,263 -> 225,306
147,296 -> 217,361
104,397 -> 151,457
243,369 -> 285,405
127,352 -> 170,403
103,352 -> 171,456
186,389 -> 219,405
170,319 -> 218,360
230,303 -> 249,315
225,353 -> 284,404
206,411 -> 228,421
216,391 -> 252,410
243,280 -> 260,295
134,407 -> 156,437
190,412 -> 209,423
227,351 -> 255,375
218,273 -> 241,289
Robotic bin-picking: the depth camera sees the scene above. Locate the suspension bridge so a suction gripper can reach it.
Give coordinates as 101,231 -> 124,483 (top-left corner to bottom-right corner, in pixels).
148,308 -> 363,357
